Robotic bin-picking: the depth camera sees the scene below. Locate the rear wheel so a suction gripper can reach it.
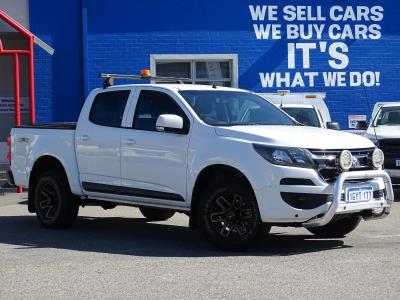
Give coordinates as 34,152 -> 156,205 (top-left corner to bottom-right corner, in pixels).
306,214 -> 362,238
198,181 -> 268,251
34,170 -> 79,229
139,207 -> 175,221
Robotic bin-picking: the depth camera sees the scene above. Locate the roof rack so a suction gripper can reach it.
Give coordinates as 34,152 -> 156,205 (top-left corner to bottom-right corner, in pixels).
99,69 -> 190,88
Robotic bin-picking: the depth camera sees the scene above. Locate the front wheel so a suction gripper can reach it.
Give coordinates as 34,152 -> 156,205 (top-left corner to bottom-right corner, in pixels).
198,181 -> 268,251
34,170 -> 79,229
306,214 -> 362,238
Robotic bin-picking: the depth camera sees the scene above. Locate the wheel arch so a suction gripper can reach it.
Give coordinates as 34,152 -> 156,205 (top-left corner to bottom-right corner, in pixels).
28,155 -> 71,213
189,164 -> 255,229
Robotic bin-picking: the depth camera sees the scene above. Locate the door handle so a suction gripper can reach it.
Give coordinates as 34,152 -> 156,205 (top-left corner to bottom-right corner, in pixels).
124,138 -> 136,145
80,135 -> 90,141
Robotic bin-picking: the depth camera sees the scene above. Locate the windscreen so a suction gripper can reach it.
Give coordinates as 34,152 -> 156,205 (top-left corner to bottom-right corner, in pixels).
281,107 -> 320,127
375,107 -> 400,126
179,91 -> 296,126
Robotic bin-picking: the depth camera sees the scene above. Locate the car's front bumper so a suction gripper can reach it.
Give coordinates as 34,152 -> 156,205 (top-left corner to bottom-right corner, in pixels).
302,170 -> 393,228
253,161 -> 393,225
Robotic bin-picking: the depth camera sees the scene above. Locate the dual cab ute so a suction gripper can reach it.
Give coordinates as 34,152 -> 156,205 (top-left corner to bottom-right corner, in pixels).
8,73 -> 394,250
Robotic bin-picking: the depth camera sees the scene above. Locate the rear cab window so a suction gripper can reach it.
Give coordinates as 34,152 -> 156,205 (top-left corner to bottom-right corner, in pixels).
89,90 -> 130,127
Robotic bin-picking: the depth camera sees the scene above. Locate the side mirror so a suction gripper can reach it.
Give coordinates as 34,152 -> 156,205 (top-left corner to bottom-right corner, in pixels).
156,114 -> 184,133
355,120 -> 368,130
326,122 -> 340,130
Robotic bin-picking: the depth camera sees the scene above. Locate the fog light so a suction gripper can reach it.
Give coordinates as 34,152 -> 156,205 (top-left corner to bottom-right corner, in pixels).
339,150 -> 352,171
372,149 -> 384,169
372,207 -> 384,215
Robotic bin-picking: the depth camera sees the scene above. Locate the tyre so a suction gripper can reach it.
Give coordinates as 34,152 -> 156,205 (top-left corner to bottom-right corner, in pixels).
33,170 -> 79,229
306,214 -> 362,238
139,207 -> 175,221
197,181 -> 268,251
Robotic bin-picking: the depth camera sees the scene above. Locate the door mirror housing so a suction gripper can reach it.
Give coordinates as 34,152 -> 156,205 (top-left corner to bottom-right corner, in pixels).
326,122 -> 340,130
156,114 -> 184,133
355,120 -> 368,130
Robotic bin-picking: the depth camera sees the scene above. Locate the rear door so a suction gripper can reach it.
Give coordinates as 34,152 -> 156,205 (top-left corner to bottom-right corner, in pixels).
75,89 -> 132,197
120,88 -> 192,206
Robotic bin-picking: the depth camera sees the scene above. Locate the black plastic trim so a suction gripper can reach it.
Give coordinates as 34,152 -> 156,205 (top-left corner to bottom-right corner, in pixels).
15,122 -> 77,130
82,182 -> 184,202
281,192 -> 329,209
280,178 -> 315,186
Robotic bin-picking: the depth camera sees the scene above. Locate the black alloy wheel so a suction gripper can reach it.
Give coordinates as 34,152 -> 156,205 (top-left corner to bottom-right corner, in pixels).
37,182 -> 61,222
210,192 -> 255,238
198,181 -> 268,251
34,171 -> 79,229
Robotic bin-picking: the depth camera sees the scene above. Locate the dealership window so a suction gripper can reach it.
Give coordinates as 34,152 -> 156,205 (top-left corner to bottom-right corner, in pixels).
150,54 -> 238,87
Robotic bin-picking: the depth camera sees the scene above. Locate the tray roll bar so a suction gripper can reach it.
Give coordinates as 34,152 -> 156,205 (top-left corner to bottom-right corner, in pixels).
99,72 -> 190,88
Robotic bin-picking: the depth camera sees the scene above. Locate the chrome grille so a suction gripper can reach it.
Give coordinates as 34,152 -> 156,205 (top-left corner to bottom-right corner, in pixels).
308,148 -> 375,183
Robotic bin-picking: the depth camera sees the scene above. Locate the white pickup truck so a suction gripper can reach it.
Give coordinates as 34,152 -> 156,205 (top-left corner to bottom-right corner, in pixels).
365,102 -> 400,186
7,74 -> 394,250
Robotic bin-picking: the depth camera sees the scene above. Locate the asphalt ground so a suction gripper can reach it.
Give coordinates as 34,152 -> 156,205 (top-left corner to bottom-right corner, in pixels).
0,193 -> 399,299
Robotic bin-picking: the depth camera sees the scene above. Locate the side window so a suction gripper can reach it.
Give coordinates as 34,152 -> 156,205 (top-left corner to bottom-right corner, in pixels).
89,90 -> 130,127
133,90 -> 189,132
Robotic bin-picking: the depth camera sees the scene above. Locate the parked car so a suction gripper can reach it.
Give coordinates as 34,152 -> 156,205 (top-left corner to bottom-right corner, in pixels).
258,91 -> 340,129
364,102 -> 400,186
7,72 -> 393,250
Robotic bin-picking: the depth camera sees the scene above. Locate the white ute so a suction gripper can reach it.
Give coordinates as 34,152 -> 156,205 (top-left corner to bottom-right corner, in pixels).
365,102 -> 400,186
7,72 -> 394,250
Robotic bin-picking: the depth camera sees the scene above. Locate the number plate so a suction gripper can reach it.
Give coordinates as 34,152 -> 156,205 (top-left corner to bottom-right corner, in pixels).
346,186 -> 373,203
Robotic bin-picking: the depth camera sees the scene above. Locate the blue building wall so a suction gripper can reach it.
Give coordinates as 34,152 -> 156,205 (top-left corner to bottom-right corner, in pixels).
30,0 -> 83,122
30,0 -> 400,128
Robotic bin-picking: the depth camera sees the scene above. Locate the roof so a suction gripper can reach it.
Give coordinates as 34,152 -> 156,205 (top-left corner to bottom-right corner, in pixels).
274,104 -> 315,109
0,10 -> 54,55
375,102 -> 400,108
258,92 -> 326,98
99,83 -> 248,93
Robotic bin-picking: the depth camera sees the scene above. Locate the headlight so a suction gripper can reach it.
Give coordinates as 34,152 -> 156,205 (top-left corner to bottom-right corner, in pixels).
372,148 -> 384,169
339,150 -> 352,171
253,144 -> 315,168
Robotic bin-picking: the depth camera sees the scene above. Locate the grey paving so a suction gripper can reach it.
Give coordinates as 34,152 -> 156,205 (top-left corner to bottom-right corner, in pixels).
0,193 -> 399,299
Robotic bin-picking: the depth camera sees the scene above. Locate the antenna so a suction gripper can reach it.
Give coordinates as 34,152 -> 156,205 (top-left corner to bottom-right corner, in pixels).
362,83 -> 379,143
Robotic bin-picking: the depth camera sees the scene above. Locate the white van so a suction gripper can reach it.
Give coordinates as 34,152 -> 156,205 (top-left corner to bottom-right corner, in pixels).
258,91 -> 339,129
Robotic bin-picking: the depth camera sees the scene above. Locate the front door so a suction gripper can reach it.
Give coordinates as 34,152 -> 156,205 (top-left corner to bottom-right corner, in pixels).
120,88 -> 192,206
